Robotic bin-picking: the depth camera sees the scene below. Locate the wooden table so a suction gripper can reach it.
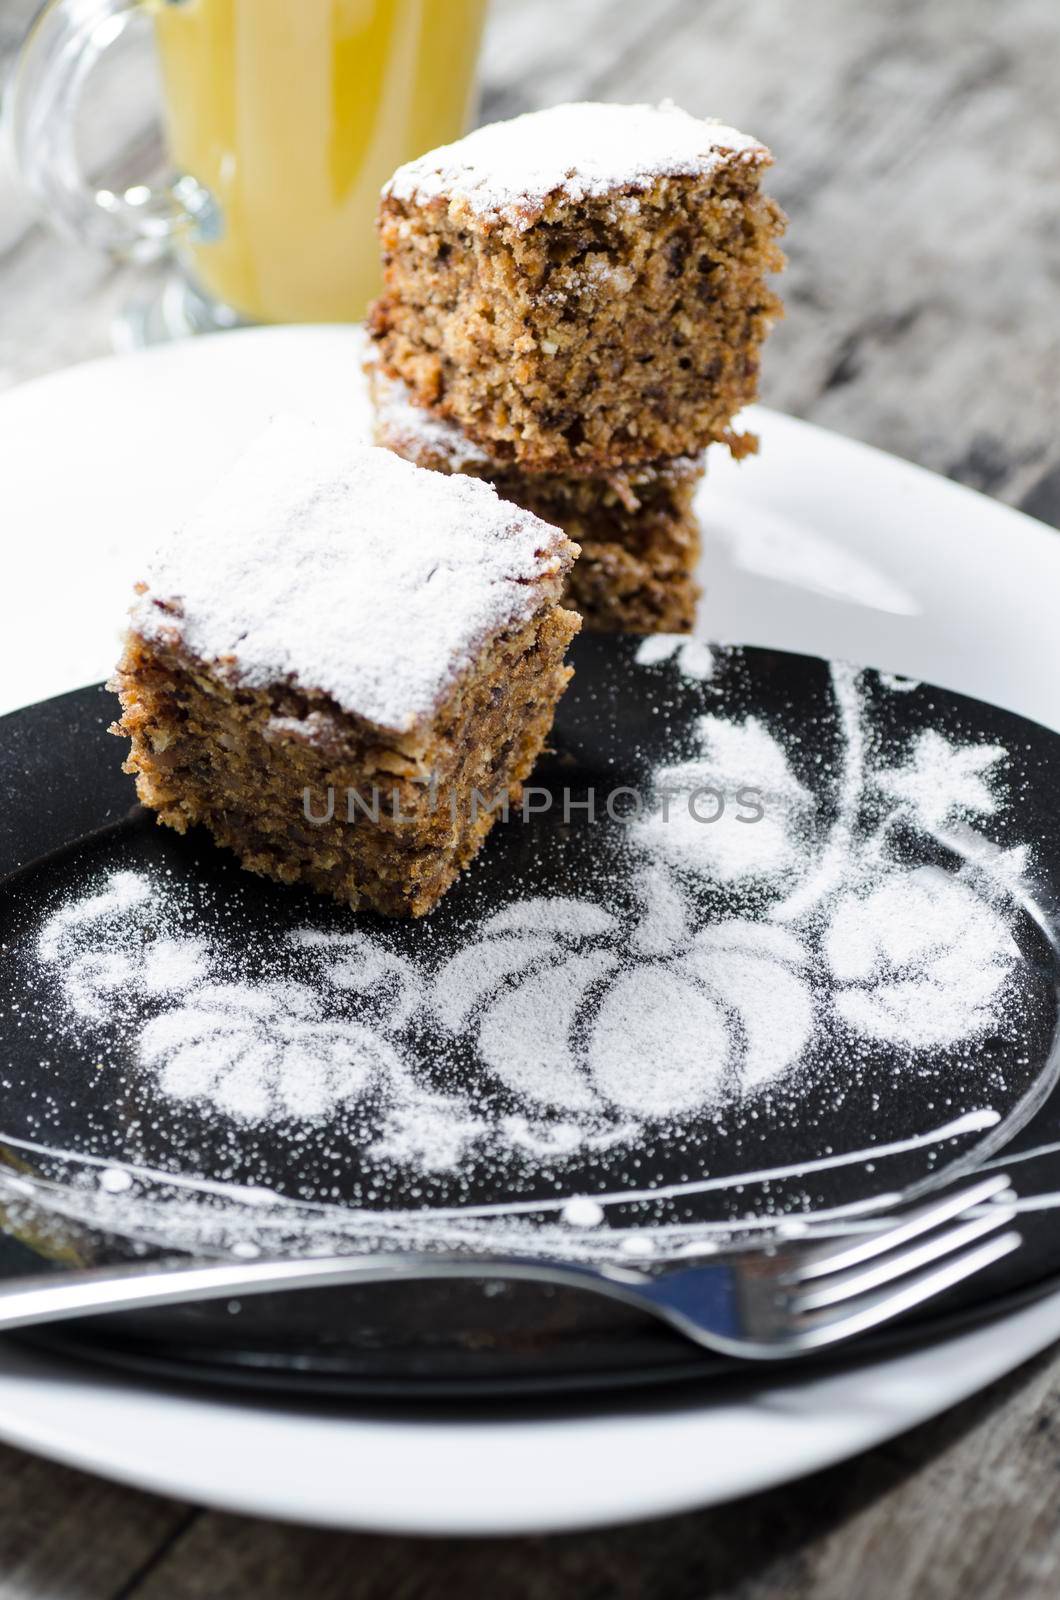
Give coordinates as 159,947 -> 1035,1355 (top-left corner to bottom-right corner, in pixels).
1,1 -> 1059,1593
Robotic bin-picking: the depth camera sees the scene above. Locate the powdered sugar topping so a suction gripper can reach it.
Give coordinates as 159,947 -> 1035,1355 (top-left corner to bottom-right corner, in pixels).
385,101 -> 769,228
130,417 -> 572,733
370,362 -> 492,472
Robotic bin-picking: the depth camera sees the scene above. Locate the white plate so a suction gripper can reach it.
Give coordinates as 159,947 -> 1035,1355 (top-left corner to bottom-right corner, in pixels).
0,1293 -> 1058,1536
1,325 -> 1059,1533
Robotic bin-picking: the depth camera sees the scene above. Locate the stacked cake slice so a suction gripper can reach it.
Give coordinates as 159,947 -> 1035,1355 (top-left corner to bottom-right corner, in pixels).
367,100 -> 786,633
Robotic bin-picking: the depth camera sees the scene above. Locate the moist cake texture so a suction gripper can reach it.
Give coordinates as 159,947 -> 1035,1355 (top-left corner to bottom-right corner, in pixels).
111,418 -> 580,917
369,101 -> 786,472
370,359 -> 703,633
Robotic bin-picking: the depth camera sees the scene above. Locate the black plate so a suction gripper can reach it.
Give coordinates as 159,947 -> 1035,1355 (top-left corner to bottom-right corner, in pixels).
2,638 -> 1060,1398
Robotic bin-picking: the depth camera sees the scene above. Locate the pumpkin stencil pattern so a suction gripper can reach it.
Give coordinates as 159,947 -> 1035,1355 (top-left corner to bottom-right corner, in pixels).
32,663 -> 1029,1151
139,980 -> 405,1123
432,872 -> 814,1117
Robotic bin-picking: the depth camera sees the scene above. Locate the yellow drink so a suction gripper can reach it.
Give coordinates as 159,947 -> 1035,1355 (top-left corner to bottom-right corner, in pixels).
153,0 -> 488,324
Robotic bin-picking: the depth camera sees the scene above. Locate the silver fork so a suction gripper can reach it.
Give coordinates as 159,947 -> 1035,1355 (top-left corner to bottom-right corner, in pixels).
0,1174 -> 1019,1360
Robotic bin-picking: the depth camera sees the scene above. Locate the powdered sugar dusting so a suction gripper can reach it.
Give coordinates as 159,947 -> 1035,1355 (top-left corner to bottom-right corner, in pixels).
636,635 -> 715,681
826,869 -> 1019,1047
636,713 -> 813,885
4,651 -> 1054,1265
130,417 -> 573,734
385,101 -> 769,228
370,361 -> 492,472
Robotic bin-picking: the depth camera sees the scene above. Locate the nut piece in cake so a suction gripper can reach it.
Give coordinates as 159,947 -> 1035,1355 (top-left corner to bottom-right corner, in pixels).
369,100 -> 786,472
369,358 -> 704,634
110,418 -> 580,918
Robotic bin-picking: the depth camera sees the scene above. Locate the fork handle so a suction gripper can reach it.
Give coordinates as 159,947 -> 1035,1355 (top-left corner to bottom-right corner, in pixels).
0,1252 -> 652,1334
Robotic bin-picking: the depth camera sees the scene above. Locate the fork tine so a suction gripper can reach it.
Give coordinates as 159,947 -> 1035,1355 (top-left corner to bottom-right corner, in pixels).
789,1206 -> 1017,1312
791,1231 -> 1022,1350
784,1173 -> 1014,1285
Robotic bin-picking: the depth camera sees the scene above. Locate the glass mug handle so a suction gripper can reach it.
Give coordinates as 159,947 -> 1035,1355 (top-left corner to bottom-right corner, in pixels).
8,0 -> 218,262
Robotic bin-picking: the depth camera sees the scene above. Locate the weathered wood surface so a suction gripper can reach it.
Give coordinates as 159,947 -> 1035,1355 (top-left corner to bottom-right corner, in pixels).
3,0 -> 1059,513
0,1 -> 1059,1595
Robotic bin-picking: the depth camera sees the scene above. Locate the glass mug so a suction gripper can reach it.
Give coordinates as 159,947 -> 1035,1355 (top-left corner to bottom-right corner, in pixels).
10,0 -> 489,331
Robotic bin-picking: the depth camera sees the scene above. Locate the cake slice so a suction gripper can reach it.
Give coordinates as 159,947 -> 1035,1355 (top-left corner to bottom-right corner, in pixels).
369,359 -> 704,633
369,100 -> 785,472
111,418 -> 580,917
